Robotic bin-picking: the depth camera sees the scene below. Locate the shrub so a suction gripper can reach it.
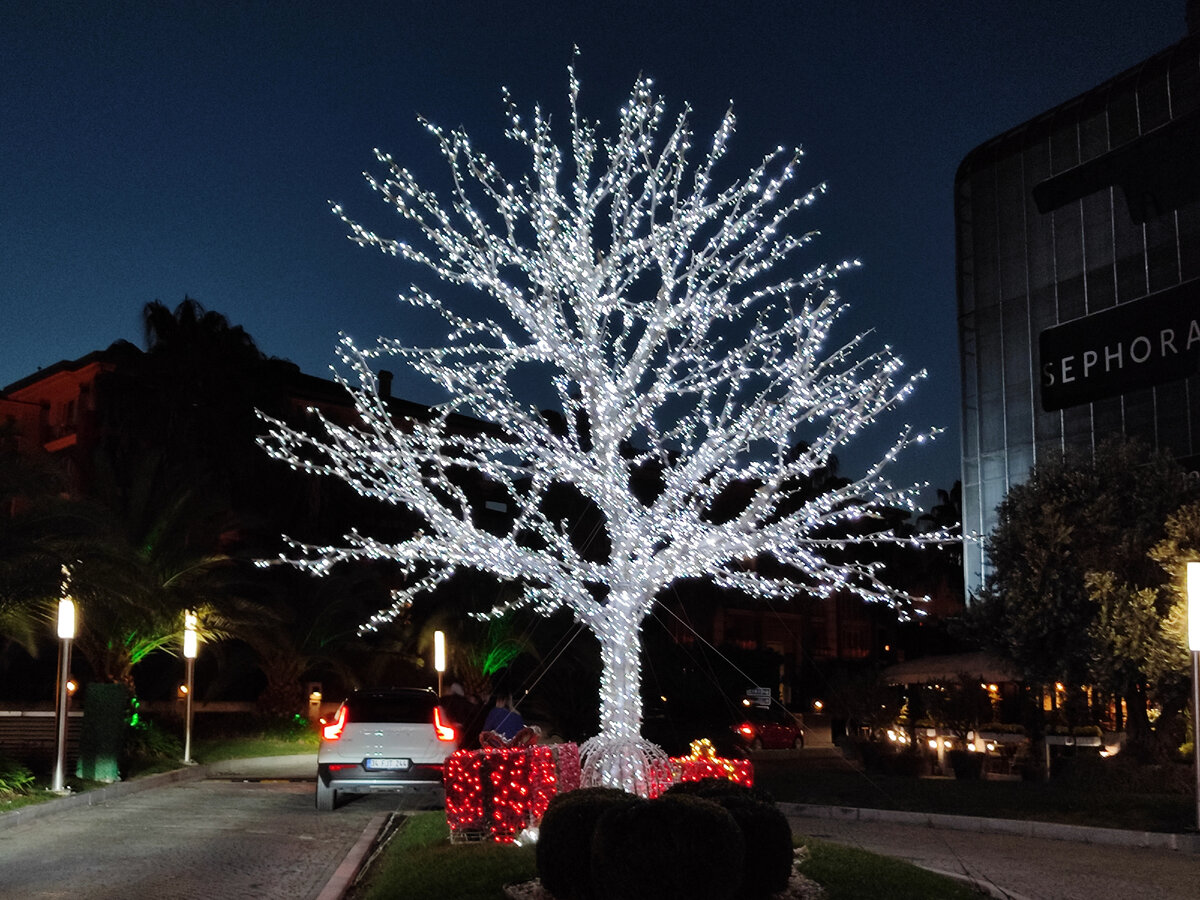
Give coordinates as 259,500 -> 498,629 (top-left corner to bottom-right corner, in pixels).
664,779 -> 792,900
854,739 -> 926,776
256,713 -> 315,741
123,717 -> 183,763
591,793 -> 744,900
536,787 -> 644,900
663,776 -> 776,805
0,754 -> 35,797
1052,753 -> 1194,795
948,749 -> 983,780
884,748 -> 927,777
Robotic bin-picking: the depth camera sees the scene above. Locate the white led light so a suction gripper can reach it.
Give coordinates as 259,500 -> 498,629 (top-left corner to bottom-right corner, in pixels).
259,62 -> 954,792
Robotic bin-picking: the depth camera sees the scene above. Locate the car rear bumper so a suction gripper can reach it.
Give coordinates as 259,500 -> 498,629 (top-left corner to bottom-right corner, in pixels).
318,762 -> 445,792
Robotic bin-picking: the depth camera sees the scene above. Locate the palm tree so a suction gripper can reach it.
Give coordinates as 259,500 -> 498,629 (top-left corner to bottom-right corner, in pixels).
215,565 -> 393,717
46,448 -> 237,695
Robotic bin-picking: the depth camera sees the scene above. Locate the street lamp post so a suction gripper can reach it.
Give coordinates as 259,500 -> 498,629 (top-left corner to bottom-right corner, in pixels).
434,630 -> 446,697
1187,562 -> 1200,832
52,567 -> 76,793
183,611 -> 198,765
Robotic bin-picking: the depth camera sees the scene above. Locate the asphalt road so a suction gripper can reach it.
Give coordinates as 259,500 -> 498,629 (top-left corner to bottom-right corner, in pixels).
0,756 -> 425,900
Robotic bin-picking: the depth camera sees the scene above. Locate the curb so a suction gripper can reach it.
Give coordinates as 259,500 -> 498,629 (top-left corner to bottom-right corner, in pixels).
0,762 -> 211,831
919,865 -> 1033,900
778,801 -> 1200,854
316,811 -> 391,900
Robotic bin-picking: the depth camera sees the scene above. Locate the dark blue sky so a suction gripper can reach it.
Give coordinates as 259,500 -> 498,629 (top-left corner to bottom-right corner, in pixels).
1,1 -> 1189,500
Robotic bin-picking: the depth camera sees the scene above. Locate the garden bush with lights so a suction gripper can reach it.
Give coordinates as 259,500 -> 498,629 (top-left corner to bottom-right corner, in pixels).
535,779 -> 793,900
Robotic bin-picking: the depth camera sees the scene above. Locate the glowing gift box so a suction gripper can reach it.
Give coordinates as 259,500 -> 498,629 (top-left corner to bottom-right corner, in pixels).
669,739 -> 754,788
444,741 -> 581,841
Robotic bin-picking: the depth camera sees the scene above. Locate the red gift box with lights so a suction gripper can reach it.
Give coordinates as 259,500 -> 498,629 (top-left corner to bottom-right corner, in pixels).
669,739 -> 754,788
444,741 -> 581,842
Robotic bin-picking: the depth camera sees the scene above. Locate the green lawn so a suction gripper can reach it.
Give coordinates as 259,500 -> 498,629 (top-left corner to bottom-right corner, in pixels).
349,812 -> 983,900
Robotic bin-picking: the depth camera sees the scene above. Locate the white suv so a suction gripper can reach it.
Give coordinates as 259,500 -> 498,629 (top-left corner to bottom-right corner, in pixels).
315,687 -> 458,811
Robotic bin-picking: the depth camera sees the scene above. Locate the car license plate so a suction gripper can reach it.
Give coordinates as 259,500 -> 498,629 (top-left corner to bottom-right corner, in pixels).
364,758 -> 411,771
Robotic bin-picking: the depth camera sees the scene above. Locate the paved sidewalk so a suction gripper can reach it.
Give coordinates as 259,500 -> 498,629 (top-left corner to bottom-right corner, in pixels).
784,803 -> 1200,900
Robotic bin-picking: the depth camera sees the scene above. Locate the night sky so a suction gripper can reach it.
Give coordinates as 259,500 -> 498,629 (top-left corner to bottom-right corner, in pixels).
0,2 -> 1189,502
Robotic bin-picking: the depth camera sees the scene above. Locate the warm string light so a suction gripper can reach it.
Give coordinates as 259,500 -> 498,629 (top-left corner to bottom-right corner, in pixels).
672,738 -> 754,787
259,60 -> 957,793
445,743 -> 579,841
445,737 -> 753,842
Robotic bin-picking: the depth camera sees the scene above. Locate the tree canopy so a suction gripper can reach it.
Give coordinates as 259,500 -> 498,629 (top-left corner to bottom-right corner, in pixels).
968,437 -> 1199,751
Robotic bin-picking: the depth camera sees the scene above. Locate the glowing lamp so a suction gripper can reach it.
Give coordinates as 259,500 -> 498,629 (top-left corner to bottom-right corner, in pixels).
57,598 -> 76,640
183,611 -> 198,659
181,610 -> 198,764
52,566 -> 75,793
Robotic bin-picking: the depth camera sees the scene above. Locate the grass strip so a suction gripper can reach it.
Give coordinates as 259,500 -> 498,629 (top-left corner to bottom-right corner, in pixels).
351,812 -> 984,900
352,813 -> 535,900
797,837 -> 984,900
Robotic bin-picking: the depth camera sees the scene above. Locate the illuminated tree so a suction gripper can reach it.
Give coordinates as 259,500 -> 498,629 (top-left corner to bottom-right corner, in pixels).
260,65 -> 945,793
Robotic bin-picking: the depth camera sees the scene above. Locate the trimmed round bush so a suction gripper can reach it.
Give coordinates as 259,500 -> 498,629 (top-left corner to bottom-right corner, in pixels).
663,779 -> 792,899
537,787 -> 645,900
712,794 -> 793,899
591,793 -> 745,900
663,776 -> 776,805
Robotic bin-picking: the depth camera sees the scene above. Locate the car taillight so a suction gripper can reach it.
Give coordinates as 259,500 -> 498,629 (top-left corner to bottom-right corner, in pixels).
736,723 -> 755,740
322,704 -> 347,741
434,706 -> 456,742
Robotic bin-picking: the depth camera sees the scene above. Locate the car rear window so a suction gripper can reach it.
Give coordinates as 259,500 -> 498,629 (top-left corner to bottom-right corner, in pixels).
346,692 -> 436,723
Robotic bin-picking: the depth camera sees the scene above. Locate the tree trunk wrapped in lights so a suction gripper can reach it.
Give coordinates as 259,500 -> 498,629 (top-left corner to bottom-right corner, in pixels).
259,60 -> 951,794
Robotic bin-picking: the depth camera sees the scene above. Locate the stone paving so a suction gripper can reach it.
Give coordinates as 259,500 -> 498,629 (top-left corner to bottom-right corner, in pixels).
0,755 -> 394,900
788,811 -> 1200,900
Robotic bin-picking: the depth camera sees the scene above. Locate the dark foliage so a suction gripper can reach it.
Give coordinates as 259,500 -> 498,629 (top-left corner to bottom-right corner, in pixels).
536,787 -> 644,900
663,780 -> 792,899
590,793 -> 744,900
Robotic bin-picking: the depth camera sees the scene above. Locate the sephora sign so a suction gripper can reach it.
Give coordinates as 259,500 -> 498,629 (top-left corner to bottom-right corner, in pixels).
1039,279 -> 1200,412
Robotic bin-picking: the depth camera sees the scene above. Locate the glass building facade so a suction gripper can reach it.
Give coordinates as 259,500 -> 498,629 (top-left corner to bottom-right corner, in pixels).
956,31 -> 1200,596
